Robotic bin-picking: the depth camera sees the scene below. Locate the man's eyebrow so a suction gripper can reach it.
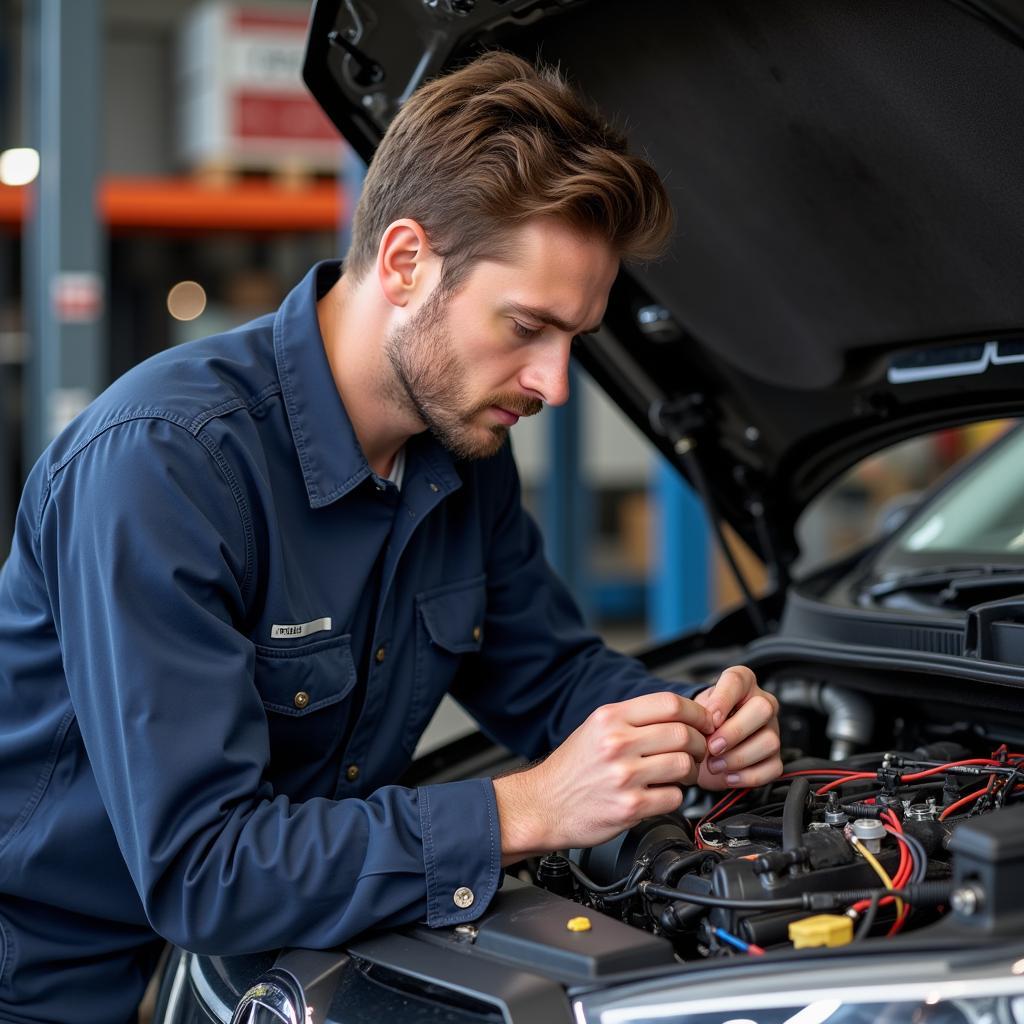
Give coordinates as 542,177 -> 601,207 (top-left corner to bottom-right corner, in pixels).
505,303 -> 603,336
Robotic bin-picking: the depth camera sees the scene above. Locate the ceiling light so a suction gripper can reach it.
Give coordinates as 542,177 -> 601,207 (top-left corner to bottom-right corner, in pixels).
167,281 -> 207,322
0,148 -> 40,186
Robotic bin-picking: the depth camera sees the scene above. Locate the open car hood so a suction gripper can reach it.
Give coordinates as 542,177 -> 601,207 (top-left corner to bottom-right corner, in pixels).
303,0 -> 1024,569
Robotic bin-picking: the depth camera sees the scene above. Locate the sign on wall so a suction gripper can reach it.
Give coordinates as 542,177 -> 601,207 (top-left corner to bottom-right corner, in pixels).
178,2 -> 341,172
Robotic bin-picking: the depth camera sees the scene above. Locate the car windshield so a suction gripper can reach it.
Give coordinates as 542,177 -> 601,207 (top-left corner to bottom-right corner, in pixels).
877,423 -> 1024,573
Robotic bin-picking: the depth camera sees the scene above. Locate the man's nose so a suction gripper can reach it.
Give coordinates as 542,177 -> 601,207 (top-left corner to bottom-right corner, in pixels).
520,337 -> 572,407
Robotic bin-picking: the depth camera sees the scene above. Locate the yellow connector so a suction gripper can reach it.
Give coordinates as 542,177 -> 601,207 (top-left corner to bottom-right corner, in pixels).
788,914 -> 854,949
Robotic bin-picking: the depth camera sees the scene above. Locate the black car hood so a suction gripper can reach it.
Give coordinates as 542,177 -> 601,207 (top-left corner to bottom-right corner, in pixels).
303,0 -> 1024,567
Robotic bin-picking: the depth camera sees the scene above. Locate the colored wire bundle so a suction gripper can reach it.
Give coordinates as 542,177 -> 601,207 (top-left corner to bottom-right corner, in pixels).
713,926 -> 764,956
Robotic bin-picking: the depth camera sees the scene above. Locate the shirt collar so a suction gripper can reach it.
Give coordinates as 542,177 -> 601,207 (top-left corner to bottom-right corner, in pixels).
273,260 -> 462,509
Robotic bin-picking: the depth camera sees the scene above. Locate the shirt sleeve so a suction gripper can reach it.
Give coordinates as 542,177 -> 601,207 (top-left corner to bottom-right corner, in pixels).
451,446 -> 701,760
37,416 -> 498,953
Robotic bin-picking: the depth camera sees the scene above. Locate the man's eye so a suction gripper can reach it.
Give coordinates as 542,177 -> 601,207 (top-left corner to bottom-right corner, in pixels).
512,320 -> 542,339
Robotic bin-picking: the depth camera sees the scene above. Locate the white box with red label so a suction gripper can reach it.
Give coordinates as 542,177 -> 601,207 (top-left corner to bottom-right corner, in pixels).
178,2 -> 342,172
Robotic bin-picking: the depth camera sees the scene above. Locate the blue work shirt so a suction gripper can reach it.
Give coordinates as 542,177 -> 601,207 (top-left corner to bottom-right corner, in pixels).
0,261 -> 698,1024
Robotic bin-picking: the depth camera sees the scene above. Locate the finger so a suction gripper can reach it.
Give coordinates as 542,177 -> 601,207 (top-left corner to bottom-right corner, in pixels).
617,691 -> 712,733
629,722 -> 708,760
640,784 -> 688,820
706,691 -> 777,757
700,666 -> 757,729
704,725 -> 781,777
632,750 -> 699,787
714,753 -> 784,789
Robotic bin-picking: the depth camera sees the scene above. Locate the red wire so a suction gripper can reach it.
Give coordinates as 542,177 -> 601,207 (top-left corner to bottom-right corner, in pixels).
695,788 -> 749,849
780,769 -> 864,779
814,757 -> 1021,796
880,811 -> 912,934
814,773 -> 876,796
900,758 -> 1005,782
695,771 -> 861,848
939,781 -> 1024,820
848,811 -> 910,926
938,784 -> 991,820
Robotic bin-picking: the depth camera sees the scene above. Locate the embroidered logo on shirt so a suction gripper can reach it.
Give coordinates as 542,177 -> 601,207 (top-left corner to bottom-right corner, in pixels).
270,617 -> 332,640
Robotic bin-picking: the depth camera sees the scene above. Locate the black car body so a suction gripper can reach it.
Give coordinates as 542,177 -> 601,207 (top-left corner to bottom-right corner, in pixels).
155,1 -> 1024,1021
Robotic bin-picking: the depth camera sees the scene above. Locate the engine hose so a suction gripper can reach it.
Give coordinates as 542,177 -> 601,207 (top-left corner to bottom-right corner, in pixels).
783,777 -> 810,851
774,680 -> 874,761
662,850 -> 722,887
841,802 -> 885,819
819,880 -> 953,908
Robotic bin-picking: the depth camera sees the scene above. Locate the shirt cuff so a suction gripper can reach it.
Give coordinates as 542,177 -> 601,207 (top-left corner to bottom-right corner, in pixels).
418,777 -> 502,927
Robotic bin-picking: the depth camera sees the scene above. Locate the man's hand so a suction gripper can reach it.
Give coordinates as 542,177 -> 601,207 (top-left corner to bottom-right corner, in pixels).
493,692 -> 711,862
693,665 -> 782,790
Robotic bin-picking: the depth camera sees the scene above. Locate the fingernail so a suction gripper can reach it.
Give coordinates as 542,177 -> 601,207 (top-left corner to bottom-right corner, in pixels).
709,737 -> 727,755
710,758 -> 726,773
713,709 -> 723,728
726,773 -> 741,785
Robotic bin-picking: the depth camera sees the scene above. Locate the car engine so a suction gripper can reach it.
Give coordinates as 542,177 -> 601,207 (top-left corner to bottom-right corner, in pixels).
533,736 -> 1024,960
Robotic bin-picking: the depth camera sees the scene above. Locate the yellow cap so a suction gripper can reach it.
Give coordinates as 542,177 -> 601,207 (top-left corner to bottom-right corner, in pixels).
788,914 -> 853,949
566,916 -> 592,932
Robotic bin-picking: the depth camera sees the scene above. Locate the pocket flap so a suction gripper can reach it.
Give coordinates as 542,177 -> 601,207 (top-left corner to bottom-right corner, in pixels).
254,634 -> 356,716
417,575 -> 487,654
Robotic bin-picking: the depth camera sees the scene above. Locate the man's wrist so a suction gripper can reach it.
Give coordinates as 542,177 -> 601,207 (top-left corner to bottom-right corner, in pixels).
493,769 -> 551,864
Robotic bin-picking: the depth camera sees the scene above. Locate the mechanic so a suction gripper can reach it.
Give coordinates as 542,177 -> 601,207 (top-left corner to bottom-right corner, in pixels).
0,51 -> 781,1023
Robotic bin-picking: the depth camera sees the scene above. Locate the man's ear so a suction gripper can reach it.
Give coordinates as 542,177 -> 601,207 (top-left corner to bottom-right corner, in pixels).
376,219 -> 436,309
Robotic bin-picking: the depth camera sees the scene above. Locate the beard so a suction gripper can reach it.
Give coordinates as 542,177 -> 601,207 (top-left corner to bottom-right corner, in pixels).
383,285 -> 542,460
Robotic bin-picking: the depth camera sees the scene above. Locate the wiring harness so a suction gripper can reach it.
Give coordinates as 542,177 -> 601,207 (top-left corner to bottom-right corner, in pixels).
536,743 -> 1024,959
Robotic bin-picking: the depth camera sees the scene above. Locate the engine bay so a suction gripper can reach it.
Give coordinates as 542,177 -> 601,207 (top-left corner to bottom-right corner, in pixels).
530,688 -> 1024,962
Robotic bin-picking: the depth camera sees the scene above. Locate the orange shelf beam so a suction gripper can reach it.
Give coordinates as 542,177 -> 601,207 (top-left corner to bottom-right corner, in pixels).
0,176 -> 345,233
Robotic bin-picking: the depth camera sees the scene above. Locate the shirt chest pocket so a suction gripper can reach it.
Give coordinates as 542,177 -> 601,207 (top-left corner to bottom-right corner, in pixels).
407,575 -> 486,754
254,635 -> 357,782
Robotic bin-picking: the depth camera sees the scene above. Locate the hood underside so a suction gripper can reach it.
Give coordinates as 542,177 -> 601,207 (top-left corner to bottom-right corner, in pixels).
304,0 -> 1024,564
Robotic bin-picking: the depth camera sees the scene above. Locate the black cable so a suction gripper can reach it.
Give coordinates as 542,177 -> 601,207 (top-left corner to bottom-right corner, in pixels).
853,893 -> 880,942
902,832 -> 930,885
565,859 -> 633,894
782,777 -> 809,851
841,802 -> 886,819
641,882 -> 805,910
996,763 -> 1023,807
835,881 -> 952,906
639,879 -> 953,913
602,885 -> 643,905
679,447 -> 767,635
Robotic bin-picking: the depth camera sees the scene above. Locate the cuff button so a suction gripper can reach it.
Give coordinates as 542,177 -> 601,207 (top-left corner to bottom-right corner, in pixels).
453,886 -> 475,909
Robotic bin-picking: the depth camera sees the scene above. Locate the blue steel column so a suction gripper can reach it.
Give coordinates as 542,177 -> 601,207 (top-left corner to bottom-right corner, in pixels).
338,141 -> 366,257
649,458 -> 711,640
23,0 -> 104,466
0,0 -> 13,552
544,364 -> 591,622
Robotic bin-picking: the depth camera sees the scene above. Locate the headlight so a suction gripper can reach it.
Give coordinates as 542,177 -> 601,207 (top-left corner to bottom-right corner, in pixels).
574,959 -> 1024,1024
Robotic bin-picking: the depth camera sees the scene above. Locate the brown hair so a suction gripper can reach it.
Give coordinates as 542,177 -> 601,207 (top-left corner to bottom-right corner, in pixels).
346,50 -> 673,290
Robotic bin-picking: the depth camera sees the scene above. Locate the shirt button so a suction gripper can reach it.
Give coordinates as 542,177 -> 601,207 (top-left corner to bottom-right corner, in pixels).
429,482 -> 440,493
472,625 -> 482,642
293,691 -> 310,709
453,887 -> 475,909
375,646 -> 386,664
346,764 -> 360,782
